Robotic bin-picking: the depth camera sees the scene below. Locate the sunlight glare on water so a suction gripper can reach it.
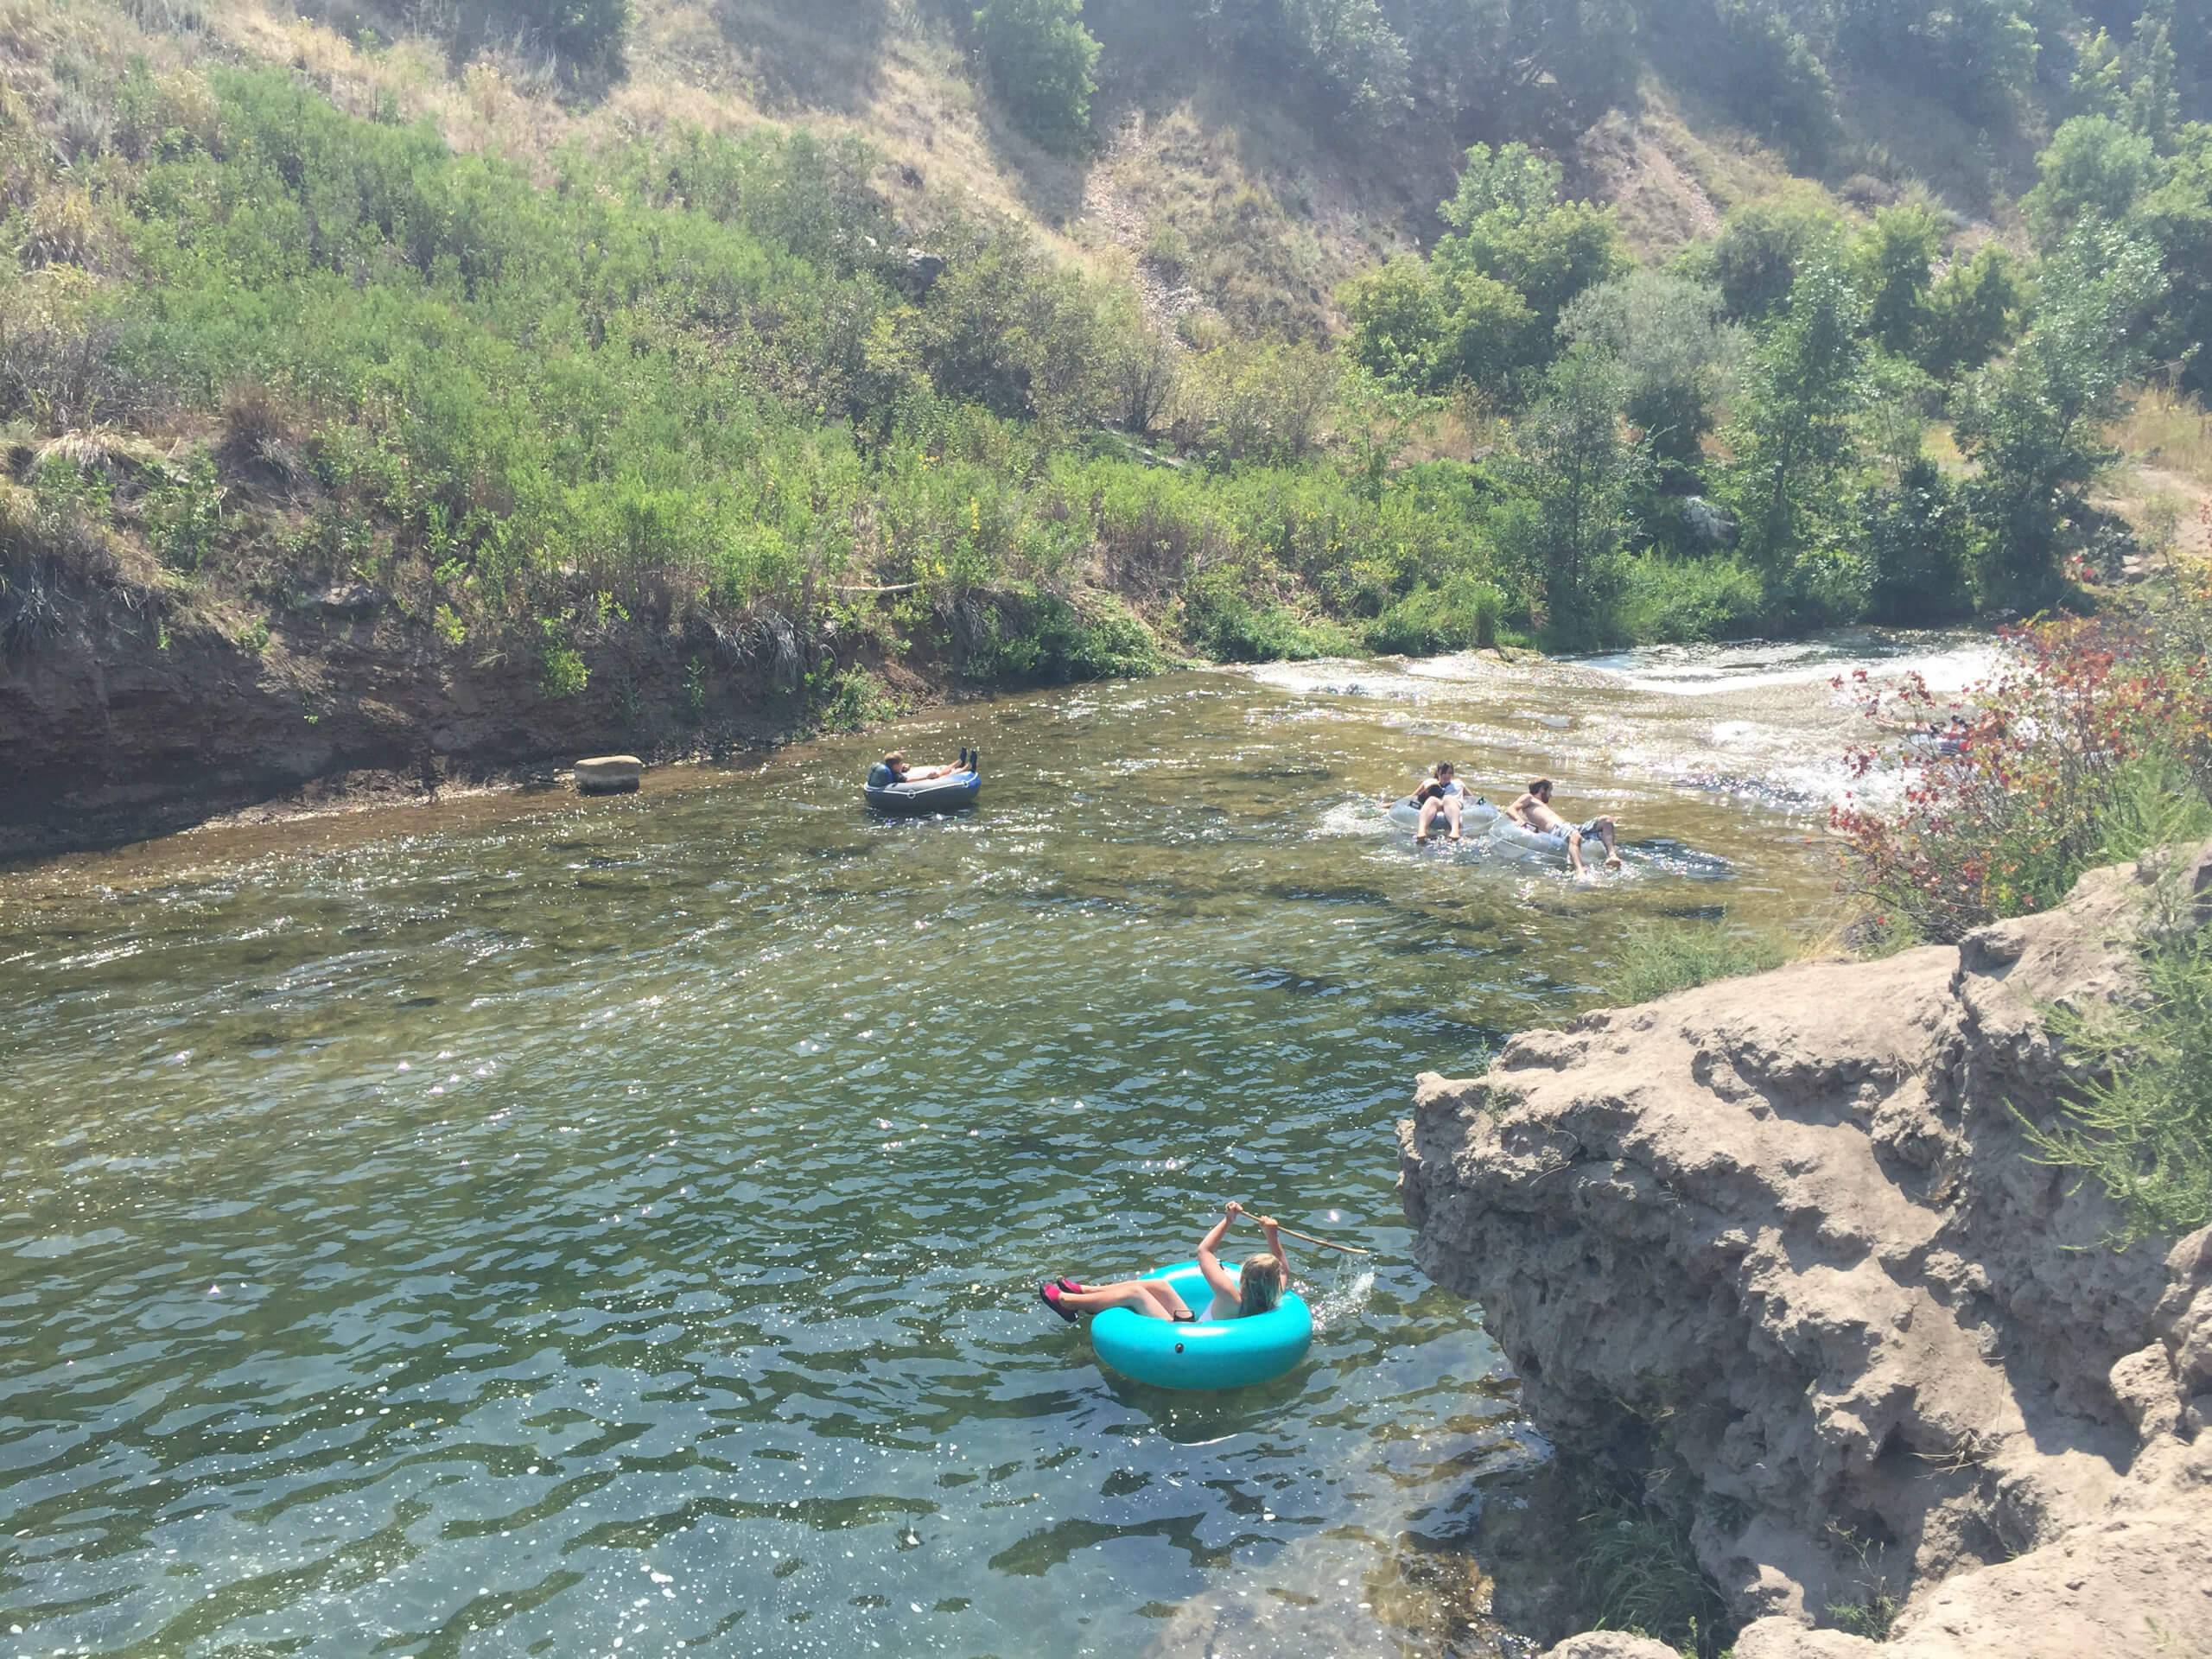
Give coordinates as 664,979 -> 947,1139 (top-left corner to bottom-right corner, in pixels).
0,632 -> 1976,1656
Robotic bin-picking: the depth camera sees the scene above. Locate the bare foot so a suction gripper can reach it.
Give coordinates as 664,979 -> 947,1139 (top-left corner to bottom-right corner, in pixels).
1448,830 -> 1463,842
1605,855 -> 1623,870
1414,833 -> 1429,844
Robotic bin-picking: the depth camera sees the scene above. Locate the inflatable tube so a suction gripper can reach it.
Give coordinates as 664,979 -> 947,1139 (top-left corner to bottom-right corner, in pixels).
1089,1260 -> 1313,1391
864,769 -> 981,813
1387,794 -> 1497,835
1485,817 -> 1573,861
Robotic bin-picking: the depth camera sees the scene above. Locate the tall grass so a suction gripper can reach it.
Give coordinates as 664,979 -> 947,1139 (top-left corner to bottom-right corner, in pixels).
1611,920 -> 1789,1005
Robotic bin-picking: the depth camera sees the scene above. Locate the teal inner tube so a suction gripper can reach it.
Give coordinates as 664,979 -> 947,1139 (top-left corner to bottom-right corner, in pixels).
1088,1260 -> 1313,1391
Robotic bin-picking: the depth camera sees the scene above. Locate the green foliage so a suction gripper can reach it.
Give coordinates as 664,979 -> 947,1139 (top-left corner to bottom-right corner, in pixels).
1916,245 -> 2027,380
523,0 -> 630,74
1852,201 -> 1941,359
1437,143 -> 1630,341
2123,0 -> 2182,152
974,0 -> 1101,152
1617,554 -> 1767,643
2024,115 -> 2158,248
1957,225 -> 2164,612
1689,0 -> 1840,161
538,623 -> 589,699
1860,457 -> 1974,625
1719,260 -> 1868,599
1560,270 -> 1740,467
810,664 -> 900,731
2025,810 -> 2212,1245
1367,569 -> 1506,653
145,454 -> 223,572
2071,26 -> 2125,118
963,590 -> 1168,682
1611,918 -> 1788,1004
1691,189 -> 1847,323
1494,345 -> 1646,645
1178,563 -> 1351,660
1576,1490 -> 1734,1658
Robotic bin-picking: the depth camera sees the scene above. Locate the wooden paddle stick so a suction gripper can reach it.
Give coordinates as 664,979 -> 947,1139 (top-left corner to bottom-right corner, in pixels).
1273,1223 -> 1370,1256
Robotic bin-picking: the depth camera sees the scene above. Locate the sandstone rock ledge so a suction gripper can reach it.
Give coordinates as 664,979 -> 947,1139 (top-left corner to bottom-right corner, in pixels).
1399,843 -> 2212,1659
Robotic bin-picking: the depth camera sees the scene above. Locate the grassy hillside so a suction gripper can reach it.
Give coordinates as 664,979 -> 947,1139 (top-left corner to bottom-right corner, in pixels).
3,0 -> 2211,847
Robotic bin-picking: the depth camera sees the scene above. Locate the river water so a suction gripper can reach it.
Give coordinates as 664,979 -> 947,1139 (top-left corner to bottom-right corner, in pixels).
0,632 -> 1990,1658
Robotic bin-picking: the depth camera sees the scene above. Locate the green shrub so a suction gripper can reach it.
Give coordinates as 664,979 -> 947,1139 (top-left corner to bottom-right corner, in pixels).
1611,920 -> 1789,1005
1178,564 -> 1351,662
810,664 -> 899,731
538,624 -> 589,697
963,589 -> 1167,683
1617,556 -> 1765,644
2029,899 -> 2212,1244
1367,571 -> 1503,654
973,0 -> 1100,152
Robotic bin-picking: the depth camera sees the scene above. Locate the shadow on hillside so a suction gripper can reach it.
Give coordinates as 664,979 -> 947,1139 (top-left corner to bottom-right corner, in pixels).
712,0 -> 888,116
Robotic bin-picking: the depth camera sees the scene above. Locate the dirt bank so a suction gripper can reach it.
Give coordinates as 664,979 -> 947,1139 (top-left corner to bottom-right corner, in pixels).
1400,842 -> 2212,1657
0,587 -> 951,863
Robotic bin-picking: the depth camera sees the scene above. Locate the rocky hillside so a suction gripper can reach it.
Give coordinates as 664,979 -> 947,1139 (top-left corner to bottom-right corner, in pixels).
1399,842 -> 2212,1656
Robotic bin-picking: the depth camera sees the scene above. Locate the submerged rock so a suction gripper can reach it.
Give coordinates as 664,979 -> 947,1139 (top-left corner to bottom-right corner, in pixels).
1399,841 -> 2212,1659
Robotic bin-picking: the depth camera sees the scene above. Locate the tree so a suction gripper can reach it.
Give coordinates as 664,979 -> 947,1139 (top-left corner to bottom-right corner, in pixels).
1852,200 -> 1941,359
2022,115 -> 2158,249
1493,345 -> 1645,644
1434,143 -> 1627,340
1956,225 -> 2165,611
2124,0 -> 2182,152
1282,0 -> 1414,126
1557,269 -> 1740,468
974,0 -> 1101,153
2140,123 -> 2212,394
1860,456 -> 1974,624
1341,255 -> 1447,386
2070,26 -> 2124,118
1693,188 -> 1847,321
488,0 -> 632,78
1916,244 -> 2026,380
1720,259 -> 1868,585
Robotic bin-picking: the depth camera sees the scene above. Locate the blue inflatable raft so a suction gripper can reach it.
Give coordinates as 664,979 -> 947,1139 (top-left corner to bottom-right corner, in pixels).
1089,1260 -> 1313,1391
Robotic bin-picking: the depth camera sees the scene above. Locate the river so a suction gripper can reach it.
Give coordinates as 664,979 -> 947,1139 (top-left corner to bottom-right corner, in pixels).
0,631 -> 1992,1658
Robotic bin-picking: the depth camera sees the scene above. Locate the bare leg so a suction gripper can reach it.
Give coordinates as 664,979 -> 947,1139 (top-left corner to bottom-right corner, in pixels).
1566,827 -> 1588,876
1057,1279 -> 1192,1320
1444,797 -> 1464,841
1590,816 -> 1622,869
1415,798 -> 1442,843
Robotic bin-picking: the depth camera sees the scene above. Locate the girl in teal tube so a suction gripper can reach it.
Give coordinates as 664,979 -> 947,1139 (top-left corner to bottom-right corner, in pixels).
1039,1202 -> 1287,1323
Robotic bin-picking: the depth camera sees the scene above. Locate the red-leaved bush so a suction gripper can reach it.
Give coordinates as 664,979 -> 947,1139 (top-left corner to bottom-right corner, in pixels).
1833,582 -> 2212,944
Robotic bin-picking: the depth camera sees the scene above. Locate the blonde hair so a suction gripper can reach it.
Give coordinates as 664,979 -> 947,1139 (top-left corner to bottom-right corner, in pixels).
1239,1253 -> 1284,1316
883,750 -> 906,766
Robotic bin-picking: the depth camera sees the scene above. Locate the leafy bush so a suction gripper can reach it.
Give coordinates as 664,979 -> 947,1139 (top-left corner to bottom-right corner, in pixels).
1178,564 -> 1351,661
1860,458 -> 1973,625
1367,571 -> 1504,654
1835,588 -> 2212,943
963,590 -> 1167,682
1617,555 -> 1766,643
1611,919 -> 1789,1005
2029,881 -> 2212,1243
973,0 -> 1101,152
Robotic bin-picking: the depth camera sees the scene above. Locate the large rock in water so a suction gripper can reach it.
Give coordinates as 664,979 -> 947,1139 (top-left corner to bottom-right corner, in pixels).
574,754 -> 642,794
1399,842 -> 2212,1659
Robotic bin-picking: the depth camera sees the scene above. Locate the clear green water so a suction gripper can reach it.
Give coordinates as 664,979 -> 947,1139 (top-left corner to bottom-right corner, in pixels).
0,636 -> 1987,1657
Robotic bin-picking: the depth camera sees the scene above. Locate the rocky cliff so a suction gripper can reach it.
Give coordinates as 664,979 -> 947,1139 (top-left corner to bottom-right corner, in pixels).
1399,843 -> 2212,1658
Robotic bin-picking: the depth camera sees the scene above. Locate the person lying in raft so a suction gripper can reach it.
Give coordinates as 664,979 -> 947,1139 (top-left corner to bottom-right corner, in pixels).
1410,760 -> 1468,844
1039,1202 -> 1287,1324
867,750 -> 962,789
1505,777 -> 1622,875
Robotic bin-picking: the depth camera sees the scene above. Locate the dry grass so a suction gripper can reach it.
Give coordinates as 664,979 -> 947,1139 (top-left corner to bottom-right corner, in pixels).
2114,388 -> 2212,492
